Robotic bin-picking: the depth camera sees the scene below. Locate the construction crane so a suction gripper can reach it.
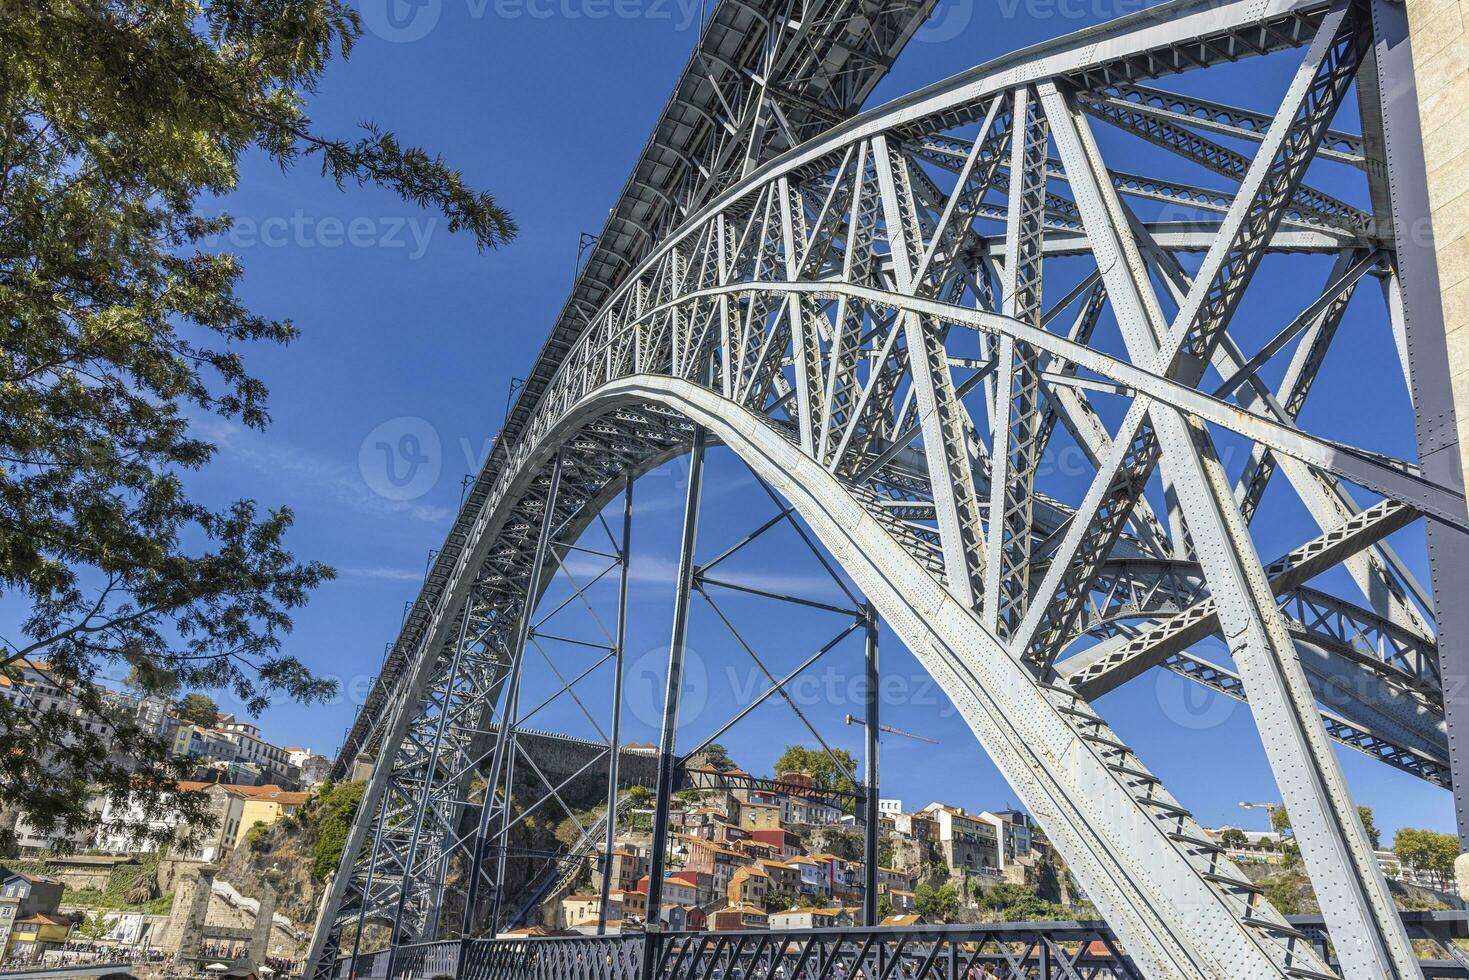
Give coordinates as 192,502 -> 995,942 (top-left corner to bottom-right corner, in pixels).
844,714 -> 938,744
1239,801 -> 1284,830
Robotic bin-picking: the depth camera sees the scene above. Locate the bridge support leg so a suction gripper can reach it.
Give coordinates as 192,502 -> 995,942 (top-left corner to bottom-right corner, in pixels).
1368,0 -> 1469,862
862,602 -> 880,927
471,453 -> 565,938
598,472 -> 635,935
644,428 -> 705,971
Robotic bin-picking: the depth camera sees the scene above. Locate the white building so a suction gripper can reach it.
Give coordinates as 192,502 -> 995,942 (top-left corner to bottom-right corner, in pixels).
0,661 -> 177,747
878,799 -> 903,816
788,856 -> 832,896
922,803 -> 1002,873
977,810 -> 1034,867
216,717 -> 298,787
768,907 -> 853,930
285,747 -> 333,787
95,782 -> 245,861
171,717 -> 299,788
13,799 -> 103,852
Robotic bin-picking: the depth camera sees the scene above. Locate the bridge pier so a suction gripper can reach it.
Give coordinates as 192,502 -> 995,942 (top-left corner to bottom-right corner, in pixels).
1389,0 -> 1469,877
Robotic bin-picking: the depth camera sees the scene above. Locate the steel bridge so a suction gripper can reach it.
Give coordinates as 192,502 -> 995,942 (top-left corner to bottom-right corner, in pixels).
306,0 -> 1469,976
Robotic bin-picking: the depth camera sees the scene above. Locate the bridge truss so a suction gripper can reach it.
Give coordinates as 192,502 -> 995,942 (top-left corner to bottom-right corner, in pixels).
308,0 -> 1469,977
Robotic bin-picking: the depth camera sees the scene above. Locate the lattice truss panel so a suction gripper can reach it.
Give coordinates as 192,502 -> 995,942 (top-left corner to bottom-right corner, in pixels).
311,1 -> 1466,977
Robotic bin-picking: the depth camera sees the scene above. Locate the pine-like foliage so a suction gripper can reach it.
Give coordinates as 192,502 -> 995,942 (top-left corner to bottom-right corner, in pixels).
0,0 -> 515,851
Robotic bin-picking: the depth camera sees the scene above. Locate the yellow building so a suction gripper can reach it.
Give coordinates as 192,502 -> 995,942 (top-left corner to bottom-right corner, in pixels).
232,784 -> 313,847
737,800 -> 782,831
727,864 -> 769,907
9,913 -> 71,952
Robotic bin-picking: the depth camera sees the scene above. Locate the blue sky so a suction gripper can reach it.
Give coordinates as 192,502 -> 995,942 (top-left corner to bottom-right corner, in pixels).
81,0 -> 1453,842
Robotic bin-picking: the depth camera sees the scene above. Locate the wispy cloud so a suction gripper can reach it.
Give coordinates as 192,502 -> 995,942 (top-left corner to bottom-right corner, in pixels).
341,566 -> 427,582
197,417 -> 453,524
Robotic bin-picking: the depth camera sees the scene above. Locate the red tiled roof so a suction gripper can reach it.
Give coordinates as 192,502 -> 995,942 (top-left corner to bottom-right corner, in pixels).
16,913 -> 71,927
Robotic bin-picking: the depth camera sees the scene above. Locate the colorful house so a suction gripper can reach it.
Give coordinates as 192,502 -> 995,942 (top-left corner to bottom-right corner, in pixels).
232,784 -> 312,846
0,873 -> 63,960
8,912 -> 71,955
709,904 -> 768,931
727,864 -> 770,907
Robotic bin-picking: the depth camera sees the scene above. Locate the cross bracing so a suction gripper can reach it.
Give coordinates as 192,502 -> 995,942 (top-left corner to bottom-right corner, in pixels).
310,0 -> 1469,977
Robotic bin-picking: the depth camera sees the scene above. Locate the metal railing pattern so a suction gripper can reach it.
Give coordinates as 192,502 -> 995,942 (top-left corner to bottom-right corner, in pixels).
338,912 -> 1469,980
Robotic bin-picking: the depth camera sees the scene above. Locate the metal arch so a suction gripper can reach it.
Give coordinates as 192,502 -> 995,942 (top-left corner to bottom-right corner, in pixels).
309,0 -> 1469,976
331,374 -> 1333,977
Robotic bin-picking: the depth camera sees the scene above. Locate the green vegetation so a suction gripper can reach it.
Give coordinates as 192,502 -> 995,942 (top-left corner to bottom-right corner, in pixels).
245,822 -> 272,853
53,855 -> 162,911
914,882 -> 959,922
974,883 -> 1071,922
1394,827 -> 1457,889
1258,872 -> 1313,916
0,0 -> 512,852
311,780 -> 366,881
1218,828 -> 1249,848
1395,894 -> 1449,912
773,745 -> 859,797
700,744 -> 737,772
76,911 -> 111,943
765,888 -> 797,912
144,892 -> 175,915
1271,805 -> 1380,850
177,693 -> 222,728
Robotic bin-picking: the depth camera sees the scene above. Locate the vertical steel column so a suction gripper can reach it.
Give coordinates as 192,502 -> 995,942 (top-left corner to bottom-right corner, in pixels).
1366,0 -> 1469,850
345,802 -> 390,970
598,473 -> 635,935
644,429 -> 706,974
862,602 -> 880,927
383,605 -> 476,979
466,453 -> 564,939
487,680 -> 522,928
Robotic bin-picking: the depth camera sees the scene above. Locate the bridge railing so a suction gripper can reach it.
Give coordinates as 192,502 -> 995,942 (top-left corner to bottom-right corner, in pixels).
389,941 -> 461,979
334,947 -> 390,979
333,912 -> 1469,980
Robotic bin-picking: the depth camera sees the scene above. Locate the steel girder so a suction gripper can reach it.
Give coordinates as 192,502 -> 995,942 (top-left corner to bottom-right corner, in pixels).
309,0 -> 1469,977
